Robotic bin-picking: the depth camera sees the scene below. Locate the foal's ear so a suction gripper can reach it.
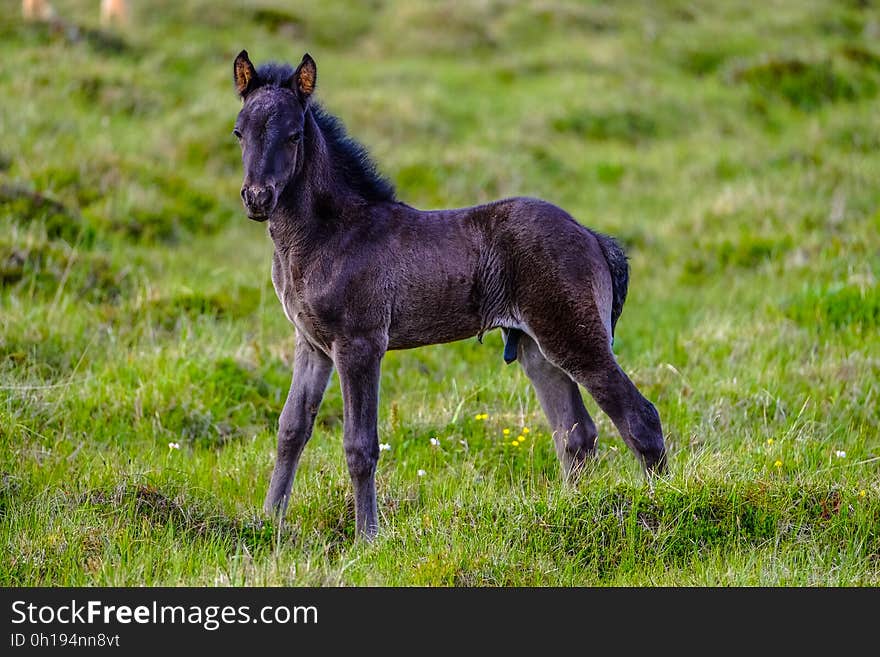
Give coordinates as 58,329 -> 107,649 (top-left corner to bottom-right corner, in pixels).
233,50 -> 258,98
290,53 -> 317,101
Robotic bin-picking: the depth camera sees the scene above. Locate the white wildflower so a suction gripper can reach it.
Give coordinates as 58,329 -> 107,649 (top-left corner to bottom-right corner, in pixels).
168,442 -> 180,450
417,469 -> 426,477
379,443 -> 391,452
835,450 -> 846,458
430,437 -> 440,447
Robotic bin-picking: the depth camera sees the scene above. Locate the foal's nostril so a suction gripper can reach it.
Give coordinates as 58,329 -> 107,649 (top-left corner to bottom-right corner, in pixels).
240,187 -> 249,203
255,187 -> 273,207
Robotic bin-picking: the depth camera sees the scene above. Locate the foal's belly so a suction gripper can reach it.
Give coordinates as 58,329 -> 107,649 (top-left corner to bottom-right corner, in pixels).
386,282 -> 483,350
387,314 -> 483,350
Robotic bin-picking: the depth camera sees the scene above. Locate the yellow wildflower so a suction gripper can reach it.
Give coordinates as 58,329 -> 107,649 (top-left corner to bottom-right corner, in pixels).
774,460 -> 782,468
502,428 -> 511,435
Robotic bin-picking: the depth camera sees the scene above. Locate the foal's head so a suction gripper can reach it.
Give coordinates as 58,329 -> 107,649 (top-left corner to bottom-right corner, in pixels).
232,50 -> 316,221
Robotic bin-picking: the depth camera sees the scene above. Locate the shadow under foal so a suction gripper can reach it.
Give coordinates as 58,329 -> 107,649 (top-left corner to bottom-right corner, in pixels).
232,50 -> 667,539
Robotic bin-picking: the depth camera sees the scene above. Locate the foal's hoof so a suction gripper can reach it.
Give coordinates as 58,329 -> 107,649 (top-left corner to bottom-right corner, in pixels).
356,525 -> 379,543
263,496 -> 289,520
563,448 -> 598,483
643,449 -> 669,476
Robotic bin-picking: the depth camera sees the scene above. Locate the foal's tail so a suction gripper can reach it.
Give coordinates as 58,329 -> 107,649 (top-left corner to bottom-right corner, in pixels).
592,231 -> 629,338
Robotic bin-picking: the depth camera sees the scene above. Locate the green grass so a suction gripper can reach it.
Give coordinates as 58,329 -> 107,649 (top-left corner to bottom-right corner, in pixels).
2,0 -> 879,585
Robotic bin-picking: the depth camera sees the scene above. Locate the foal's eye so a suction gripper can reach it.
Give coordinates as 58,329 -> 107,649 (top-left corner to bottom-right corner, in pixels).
232,129 -> 243,141
288,130 -> 303,144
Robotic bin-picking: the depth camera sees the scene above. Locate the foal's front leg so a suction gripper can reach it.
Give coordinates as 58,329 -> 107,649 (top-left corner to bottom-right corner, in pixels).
264,337 -> 334,518
334,336 -> 384,540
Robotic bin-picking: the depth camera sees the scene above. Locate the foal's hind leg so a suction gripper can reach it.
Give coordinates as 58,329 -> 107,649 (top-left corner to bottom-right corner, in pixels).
525,313 -> 666,472
515,332 -> 598,479
555,345 -> 666,473
264,336 -> 334,518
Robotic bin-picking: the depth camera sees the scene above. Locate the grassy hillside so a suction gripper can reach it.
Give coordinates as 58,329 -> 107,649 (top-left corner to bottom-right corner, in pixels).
1,0 -> 878,585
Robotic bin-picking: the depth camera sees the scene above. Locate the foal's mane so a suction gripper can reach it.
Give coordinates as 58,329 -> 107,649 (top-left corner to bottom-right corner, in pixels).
256,62 -> 396,204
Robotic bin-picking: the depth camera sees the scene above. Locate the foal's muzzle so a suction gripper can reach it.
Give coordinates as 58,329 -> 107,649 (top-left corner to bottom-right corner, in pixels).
241,184 -> 277,221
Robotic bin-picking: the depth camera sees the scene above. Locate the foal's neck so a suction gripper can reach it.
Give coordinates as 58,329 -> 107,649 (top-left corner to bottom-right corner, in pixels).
268,110 -> 362,255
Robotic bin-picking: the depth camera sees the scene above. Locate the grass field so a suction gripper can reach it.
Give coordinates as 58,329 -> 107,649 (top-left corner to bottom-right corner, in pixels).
1,0 -> 878,585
